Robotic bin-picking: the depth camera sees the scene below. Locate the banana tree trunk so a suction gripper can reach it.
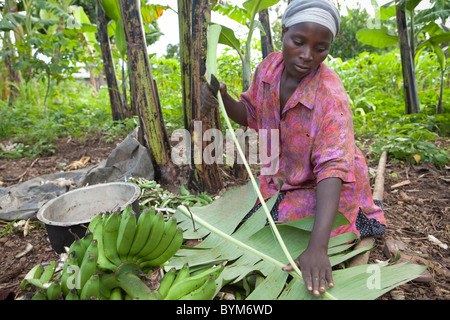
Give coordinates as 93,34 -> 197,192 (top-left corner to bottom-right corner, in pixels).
118,0 -> 175,183
179,0 -> 223,193
396,4 -> 420,114
259,8 -> 274,59
4,0 -> 23,104
96,0 -> 126,121
178,0 -> 192,130
437,70 -> 443,114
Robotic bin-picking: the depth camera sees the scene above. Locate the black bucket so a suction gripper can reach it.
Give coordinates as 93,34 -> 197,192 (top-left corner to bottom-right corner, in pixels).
37,182 -> 141,254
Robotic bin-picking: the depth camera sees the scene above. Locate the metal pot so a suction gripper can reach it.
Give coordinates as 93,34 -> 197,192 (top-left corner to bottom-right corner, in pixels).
37,182 -> 140,253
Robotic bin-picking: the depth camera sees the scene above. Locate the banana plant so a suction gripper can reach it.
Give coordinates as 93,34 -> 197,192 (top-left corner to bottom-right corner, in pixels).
356,0 -> 450,114
211,0 -> 280,91
166,21 -> 428,301
415,22 -> 448,114
101,0 -> 169,57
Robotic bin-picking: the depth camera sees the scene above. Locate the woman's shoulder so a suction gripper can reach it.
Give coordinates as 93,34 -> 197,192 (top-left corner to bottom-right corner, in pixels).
316,63 -> 348,100
257,52 -> 284,72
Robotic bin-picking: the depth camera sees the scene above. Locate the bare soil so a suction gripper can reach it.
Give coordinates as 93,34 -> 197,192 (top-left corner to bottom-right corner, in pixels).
0,134 -> 449,300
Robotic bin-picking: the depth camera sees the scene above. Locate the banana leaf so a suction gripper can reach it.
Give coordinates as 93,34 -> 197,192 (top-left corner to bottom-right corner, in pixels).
169,180 -> 427,300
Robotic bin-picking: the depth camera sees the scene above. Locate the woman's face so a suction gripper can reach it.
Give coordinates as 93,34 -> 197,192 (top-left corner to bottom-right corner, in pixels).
281,22 -> 333,80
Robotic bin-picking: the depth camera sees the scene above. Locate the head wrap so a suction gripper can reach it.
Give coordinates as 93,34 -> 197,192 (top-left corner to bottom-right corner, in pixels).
282,0 -> 341,39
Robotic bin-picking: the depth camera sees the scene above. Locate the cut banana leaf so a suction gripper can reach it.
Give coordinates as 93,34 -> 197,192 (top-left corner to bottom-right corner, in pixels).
170,180 -> 427,300
279,262 -> 427,300
174,180 -> 259,241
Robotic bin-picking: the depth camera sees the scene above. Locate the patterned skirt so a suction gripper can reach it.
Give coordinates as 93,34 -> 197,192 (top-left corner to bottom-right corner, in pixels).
243,193 -> 386,239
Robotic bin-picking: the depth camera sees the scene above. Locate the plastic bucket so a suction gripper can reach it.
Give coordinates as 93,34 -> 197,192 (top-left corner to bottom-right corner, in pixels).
37,182 -> 140,253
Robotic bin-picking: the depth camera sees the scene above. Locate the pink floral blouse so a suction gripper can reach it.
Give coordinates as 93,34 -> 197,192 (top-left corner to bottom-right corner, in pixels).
240,52 -> 386,237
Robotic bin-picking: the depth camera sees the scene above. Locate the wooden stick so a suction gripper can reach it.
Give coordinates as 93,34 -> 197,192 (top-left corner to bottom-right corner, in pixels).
349,151 -> 388,267
373,151 -> 388,201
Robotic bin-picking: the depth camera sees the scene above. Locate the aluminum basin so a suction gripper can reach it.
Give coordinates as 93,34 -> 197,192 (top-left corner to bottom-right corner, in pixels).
37,182 -> 140,253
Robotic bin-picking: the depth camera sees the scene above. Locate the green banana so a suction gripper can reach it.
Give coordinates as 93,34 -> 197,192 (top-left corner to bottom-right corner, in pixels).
127,209 -> 155,260
139,227 -> 183,267
102,213 -> 122,266
116,210 -> 137,261
122,206 -> 133,218
109,287 -> 123,300
39,260 -> 56,284
80,274 -> 100,300
19,263 -> 43,290
158,267 -> 176,299
164,264 -> 224,300
61,253 -> 79,296
137,216 -> 178,262
67,238 -> 85,266
115,271 -> 159,300
80,231 -> 93,251
86,213 -> 101,234
65,288 -> 80,300
92,216 -> 118,272
135,211 -> 165,259
81,239 -> 98,265
163,275 -> 209,300
91,215 -> 104,243
32,290 -> 48,300
178,274 -> 217,300
46,280 -> 62,300
78,254 -> 97,294
189,264 -> 224,281
172,263 -> 190,287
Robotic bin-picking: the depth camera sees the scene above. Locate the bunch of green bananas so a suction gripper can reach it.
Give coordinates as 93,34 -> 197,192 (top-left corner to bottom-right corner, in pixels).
24,207 -> 186,300
158,263 -> 224,300
23,199 -> 224,300
20,260 -> 63,300
23,230 -> 100,300
93,207 -> 184,272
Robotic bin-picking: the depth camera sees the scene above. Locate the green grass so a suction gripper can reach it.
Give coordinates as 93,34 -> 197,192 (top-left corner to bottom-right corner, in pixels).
0,79 -> 134,159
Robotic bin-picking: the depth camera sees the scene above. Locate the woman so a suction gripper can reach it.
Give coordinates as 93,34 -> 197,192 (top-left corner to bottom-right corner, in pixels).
200,0 -> 386,297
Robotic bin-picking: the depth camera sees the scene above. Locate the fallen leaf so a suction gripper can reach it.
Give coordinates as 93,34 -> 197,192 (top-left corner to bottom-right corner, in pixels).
428,235 -> 448,250
399,191 -> 413,202
391,180 -> 411,189
23,219 -> 30,237
383,237 -> 408,258
65,156 -> 90,171
15,243 -> 33,259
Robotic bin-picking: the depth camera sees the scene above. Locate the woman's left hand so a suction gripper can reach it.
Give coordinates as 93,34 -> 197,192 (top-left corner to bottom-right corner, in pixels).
282,245 -> 334,297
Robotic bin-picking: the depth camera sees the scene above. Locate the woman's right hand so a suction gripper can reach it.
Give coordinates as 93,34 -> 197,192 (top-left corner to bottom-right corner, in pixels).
200,75 -> 226,115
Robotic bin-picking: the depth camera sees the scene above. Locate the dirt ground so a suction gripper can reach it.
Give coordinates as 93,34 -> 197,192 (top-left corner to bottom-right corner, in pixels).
0,134 -> 449,300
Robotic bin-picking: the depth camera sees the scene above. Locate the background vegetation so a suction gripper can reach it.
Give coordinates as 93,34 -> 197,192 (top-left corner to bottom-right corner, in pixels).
0,0 -> 448,169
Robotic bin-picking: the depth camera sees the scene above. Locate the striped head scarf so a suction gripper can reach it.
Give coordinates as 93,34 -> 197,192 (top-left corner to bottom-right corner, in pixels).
282,0 -> 341,39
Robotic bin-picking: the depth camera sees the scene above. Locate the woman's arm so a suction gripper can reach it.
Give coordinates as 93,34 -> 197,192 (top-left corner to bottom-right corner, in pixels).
200,82 -> 248,127
283,177 -> 342,296
219,84 -> 249,127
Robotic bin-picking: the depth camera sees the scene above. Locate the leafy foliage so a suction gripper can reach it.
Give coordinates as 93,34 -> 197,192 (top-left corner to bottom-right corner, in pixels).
0,0 -> 447,170
330,5 -> 390,60
0,81 -> 132,158
327,50 -> 450,167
